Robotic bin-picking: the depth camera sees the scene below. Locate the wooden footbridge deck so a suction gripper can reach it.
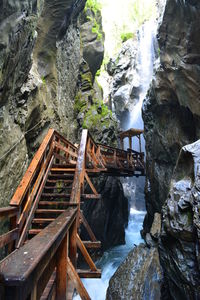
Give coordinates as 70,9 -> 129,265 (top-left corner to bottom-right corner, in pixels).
0,128 -> 145,300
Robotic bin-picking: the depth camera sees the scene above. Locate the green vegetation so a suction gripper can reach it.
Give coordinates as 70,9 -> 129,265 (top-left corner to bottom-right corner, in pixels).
41,76 -> 46,85
86,15 -> 102,40
83,100 -> 112,129
120,32 -> 134,43
85,0 -> 102,14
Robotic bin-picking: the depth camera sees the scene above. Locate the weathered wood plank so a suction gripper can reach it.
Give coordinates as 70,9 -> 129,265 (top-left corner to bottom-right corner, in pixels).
67,257 -> 90,300
56,233 -> 68,300
76,234 -> 97,272
77,269 -> 101,278
0,229 -> 18,249
0,207 -> 18,220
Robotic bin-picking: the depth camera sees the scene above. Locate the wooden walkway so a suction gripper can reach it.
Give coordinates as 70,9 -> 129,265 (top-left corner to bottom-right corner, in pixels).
0,128 -> 145,300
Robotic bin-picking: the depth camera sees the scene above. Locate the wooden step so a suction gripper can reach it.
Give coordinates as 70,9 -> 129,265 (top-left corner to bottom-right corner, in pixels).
81,194 -> 101,200
41,193 -> 71,199
48,174 -> 74,180
77,269 -> 101,278
50,168 -> 75,173
38,202 -> 78,208
46,179 -> 73,184
35,209 -> 65,214
83,241 -> 101,249
52,164 -> 76,169
28,229 -> 42,235
44,186 -> 72,191
32,218 -> 55,224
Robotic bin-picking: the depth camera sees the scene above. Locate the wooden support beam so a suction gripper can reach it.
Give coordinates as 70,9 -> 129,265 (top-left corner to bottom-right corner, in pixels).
67,257 -> 91,300
56,233 -> 68,300
83,241 -> 101,249
79,211 -> 97,242
84,172 -> 98,196
77,269 -> 101,278
76,234 -> 97,272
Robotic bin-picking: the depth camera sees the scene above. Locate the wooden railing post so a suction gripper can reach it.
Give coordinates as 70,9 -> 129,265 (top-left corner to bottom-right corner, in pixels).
56,232 -> 68,300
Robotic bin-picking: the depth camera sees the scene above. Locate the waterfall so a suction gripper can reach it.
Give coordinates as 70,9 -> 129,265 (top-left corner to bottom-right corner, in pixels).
74,17 -> 157,300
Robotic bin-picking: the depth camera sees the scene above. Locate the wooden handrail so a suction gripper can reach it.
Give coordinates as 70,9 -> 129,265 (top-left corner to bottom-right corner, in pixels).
0,208 -> 78,300
10,128 -> 55,207
0,207 -> 18,220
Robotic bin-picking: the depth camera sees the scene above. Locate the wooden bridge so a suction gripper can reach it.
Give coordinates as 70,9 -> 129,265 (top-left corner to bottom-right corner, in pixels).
0,128 -> 144,300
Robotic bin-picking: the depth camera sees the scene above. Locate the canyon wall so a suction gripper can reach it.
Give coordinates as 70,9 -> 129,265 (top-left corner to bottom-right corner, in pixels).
143,0 -> 200,298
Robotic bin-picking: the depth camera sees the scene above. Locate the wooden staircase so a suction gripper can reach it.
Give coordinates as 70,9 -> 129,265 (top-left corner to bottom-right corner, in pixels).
0,128 -> 145,300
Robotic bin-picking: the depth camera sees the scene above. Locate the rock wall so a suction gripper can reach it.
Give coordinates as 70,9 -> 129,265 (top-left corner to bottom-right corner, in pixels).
142,0 -> 200,298
143,0 -> 200,234
0,0 -> 85,206
159,140 -> 200,299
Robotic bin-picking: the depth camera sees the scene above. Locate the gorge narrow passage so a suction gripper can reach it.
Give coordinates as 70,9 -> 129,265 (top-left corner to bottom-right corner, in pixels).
74,2 -> 158,298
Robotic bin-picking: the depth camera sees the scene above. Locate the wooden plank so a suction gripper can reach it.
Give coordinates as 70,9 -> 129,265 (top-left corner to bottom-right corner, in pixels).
69,218 -> 77,268
54,142 -> 78,159
56,233 -> 68,300
84,172 -> 98,195
50,168 -> 75,172
16,156 -> 54,248
79,212 -> 97,242
0,228 -> 18,249
77,269 -> 101,278
32,218 -> 55,224
41,194 -> 71,199
83,241 -> 101,249
82,194 -> 101,200
10,128 -> 55,206
35,209 -> 65,214
67,257 -> 90,300
0,207 -> 18,221
29,229 -> 42,235
76,234 -> 97,272
38,202 -> 78,207
0,209 -> 77,300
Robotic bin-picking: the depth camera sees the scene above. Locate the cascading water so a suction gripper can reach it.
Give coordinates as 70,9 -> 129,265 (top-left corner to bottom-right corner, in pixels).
74,18 -> 157,300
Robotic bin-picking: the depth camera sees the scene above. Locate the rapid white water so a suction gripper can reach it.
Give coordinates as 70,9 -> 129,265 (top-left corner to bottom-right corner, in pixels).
127,19 -> 157,132
73,209 -> 145,300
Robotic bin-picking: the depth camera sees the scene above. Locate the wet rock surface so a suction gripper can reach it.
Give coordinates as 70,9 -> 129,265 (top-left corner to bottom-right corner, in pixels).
159,140 -> 200,299
106,244 -> 163,300
81,176 -> 128,250
143,0 -> 200,234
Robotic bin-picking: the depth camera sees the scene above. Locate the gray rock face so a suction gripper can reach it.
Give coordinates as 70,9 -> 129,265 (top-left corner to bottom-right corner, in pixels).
107,39 -> 141,120
106,244 -> 163,300
159,140 -> 200,299
0,0 -> 85,206
143,0 -> 200,234
80,7 -> 104,79
81,176 -> 128,250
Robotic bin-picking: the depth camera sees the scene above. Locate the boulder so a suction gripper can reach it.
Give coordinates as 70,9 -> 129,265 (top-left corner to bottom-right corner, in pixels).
106,244 -> 163,300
